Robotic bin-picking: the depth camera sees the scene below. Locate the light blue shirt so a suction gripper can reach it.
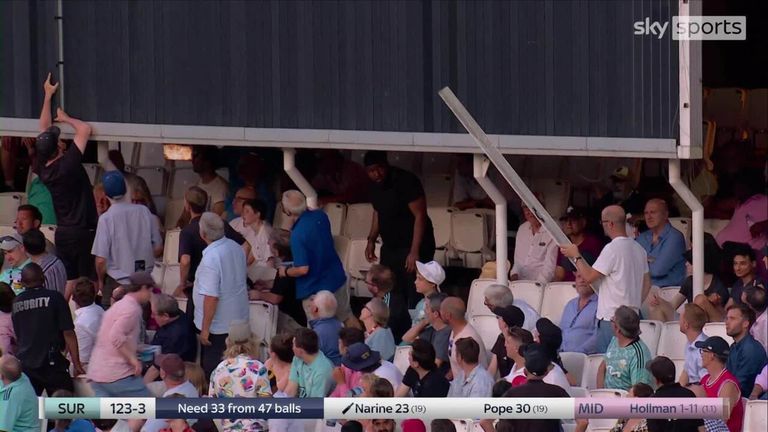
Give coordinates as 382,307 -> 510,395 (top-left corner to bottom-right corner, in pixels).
560,294 -> 599,354
193,237 -> 249,334
685,332 -> 708,384
636,223 -> 686,287
366,327 -> 395,361
448,365 -> 494,397
0,373 -> 40,432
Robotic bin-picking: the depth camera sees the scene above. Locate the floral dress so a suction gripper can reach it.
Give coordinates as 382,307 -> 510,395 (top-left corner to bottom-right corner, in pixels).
209,355 -> 272,432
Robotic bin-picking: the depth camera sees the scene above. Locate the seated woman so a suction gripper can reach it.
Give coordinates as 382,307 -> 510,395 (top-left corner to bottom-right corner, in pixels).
364,264 -> 410,344
265,333 -> 294,395
360,298 -> 396,361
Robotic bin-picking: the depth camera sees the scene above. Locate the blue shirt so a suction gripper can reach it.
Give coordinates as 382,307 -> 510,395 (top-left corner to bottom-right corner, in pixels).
685,332 -> 708,384
290,210 -> 346,300
726,333 -> 768,397
0,373 -> 40,432
559,294 -> 599,354
309,317 -> 343,366
636,223 -> 687,287
193,237 -> 249,334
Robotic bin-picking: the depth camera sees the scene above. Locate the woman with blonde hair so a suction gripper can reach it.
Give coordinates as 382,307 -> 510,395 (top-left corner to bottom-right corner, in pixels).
183,362 -> 207,397
359,298 -> 395,361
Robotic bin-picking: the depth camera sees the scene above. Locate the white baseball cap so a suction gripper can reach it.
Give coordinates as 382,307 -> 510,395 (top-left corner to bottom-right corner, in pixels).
416,261 -> 446,287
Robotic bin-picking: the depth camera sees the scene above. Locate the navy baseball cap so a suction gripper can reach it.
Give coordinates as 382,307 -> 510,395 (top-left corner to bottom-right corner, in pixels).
102,170 -> 127,199
35,126 -> 61,162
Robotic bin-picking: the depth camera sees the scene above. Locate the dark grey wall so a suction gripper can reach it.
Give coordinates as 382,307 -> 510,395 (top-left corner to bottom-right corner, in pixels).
1,0 -> 678,139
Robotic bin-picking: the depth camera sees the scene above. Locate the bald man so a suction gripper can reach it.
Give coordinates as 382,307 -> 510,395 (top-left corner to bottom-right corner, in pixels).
440,297 -> 488,378
0,355 -> 41,432
561,205 -> 650,353
635,199 -> 687,287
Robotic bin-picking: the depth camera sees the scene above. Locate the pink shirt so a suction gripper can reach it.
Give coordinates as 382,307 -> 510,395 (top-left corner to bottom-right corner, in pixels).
87,295 -> 142,383
0,312 -> 15,355
330,366 -> 364,397
752,310 -> 768,354
716,194 -> 768,250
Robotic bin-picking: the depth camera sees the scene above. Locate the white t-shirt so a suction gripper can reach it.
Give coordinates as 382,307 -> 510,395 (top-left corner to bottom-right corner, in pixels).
544,363 -> 571,393
230,218 -> 274,267
449,323 -> 489,375
592,236 -> 648,320
197,175 -> 229,211
514,299 -> 540,332
374,360 -> 404,390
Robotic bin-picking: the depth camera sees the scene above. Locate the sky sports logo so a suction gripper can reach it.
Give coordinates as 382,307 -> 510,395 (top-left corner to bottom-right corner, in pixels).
633,16 -> 745,40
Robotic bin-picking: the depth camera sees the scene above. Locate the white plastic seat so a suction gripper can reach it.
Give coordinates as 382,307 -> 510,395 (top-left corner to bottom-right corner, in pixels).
163,229 -> 181,265
451,209 -> 492,253
393,345 -> 412,375
657,321 -> 687,360
743,400 -> 767,432
669,217 -> 692,249
333,236 -> 351,266
0,225 -> 15,238
531,179 -> 570,221
581,354 -> 605,390
170,167 -> 199,199
322,203 -> 346,237
672,359 -> 685,381
589,388 -> 628,398
164,199 -> 186,230
343,203 -> 374,239
567,385 -> 588,398
423,174 -> 453,207
703,322 -> 734,344
249,301 -> 278,344
427,206 -> 455,249
466,279 -> 498,318
134,166 -> 167,196
540,282 -> 578,324
160,264 -> 180,295
38,224 -> 56,245
345,238 -> 381,297
136,143 -> 166,167
0,192 -> 24,225
639,320 -> 663,356
560,352 -> 587,388
469,315 -> 500,352
702,219 -> 730,237
509,280 -> 544,313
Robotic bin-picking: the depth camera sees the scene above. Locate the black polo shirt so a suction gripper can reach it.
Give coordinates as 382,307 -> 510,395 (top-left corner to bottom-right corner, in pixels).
491,334 -> 514,378
647,383 -> 704,432
178,216 -> 245,284
11,287 -> 73,368
402,367 -> 450,397
37,145 -> 97,229
151,313 -> 197,362
369,167 -> 434,250
501,380 -> 570,432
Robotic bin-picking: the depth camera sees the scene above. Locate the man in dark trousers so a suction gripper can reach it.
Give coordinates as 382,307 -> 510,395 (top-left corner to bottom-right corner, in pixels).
11,263 -> 84,395
363,151 -> 435,308
646,356 -> 705,432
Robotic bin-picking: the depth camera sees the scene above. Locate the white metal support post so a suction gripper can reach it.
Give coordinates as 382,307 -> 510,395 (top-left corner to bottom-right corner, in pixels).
283,148 -> 318,209
473,154 -> 508,285
669,160 -> 704,297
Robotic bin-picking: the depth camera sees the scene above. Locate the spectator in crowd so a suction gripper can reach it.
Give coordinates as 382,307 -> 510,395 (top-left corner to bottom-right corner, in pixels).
208,321 -> 271,432
749,364 -> 767,400
332,342 -> 402,397
191,146 -> 228,217
635,198 -> 687,287
287,328 -> 334,398
312,150 -> 371,206
368,376 -> 395,398
0,283 -> 15,355
499,344 -> 570,432
646,233 -> 725,322
226,186 -> 257,230
364,150 -> 435,309
534,318 -> 572,386
239,198 -> 273,269
126,172 -> 162,233
448,337 -> 494,397
0,136 -> 30,190
597,306 -> 654,391
143,295 -> 197,383
184,362 -> 208,398
744,286 -> 767,352
49,389 -> 97,432
72,278 -> 103,371
92,170 -> 162,306
488,304 -> 524,377
15,204 -> 55,253
678,304 -> 709,386
341,422 -> 364,432
280,190 -> 352,326
35,75 -> 97,302
646,356 -> 705,432
577,383 -> 654,432
442,297 -> 488,377
307,290 -> 343,366
452,154 -> 493,210
697,336 -> 744,432
724,304 -> 767,396
726,244 -> 763,308
396,338 -> 450,397
510,201 -> 558,284
561,205 -> 650,353
411,261 -> 444,325
483,284 -> 538,331
402,293 -> 451,370
360,297 -> 396,361
560,273 -> 599,354
93,183 -> 110,217
12,263 -> 82,395
266,333 -> 294,394
715,170 -> 767,259
364,263 -> 410,343
370,419 -> 395,432
88,272 -> 153,397
554,207 -> 603,282
0,355 -> 40,432
248,236 -> 304,331
22,229 -> 65,295
192,212 -> 249,378
0,233 -> 31,294
430,420 -> 456,432
338,327 -> 366,357
157,354 -> 199,398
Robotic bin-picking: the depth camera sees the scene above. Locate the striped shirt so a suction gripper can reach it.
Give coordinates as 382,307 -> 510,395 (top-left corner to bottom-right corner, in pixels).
604,337 -> 654,391
35,253 -> 67,295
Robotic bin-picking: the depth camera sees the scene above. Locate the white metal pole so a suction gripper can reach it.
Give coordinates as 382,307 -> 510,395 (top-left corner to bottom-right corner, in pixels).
669,159 -> 704,297
282,148 -> 318,210
473,154 -> 508,285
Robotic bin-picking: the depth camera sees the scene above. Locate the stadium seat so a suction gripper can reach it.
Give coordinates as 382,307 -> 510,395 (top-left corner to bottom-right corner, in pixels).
589,389 -> 627,398
657,286 -> 685,317
531,178 -> 570,221
164,199 -> 185,230
343,203 -> 374,239
561,424 -> 576,432
170,167 -> 199,199
704,88 -> 746,128
466,279 -> 498,318
672,359 -> 685,381
0,225 -> 15,238
560,352 -> 587,388
163,229 -> 181,265
82,163 -> 101,185
0,192 -> 24,225
743,400 -> 767,432
160,264 -> 180,295
540,282 -> 578,324
509,280 -> 544,313
469,314 -> 500,352
333,236 -> 351,266
249,301 -> 278,344
702,219 -> 730,237
176,297 -> 187,311
323,203 -> 346,237
702,322 -> 733,344
151,263 -> 165,287
746,88 -> 768,131
567,386 -> 588,398
657,321 -> 687,360
451,209 -> 495,268
346,238 -> 381,297
393,345 -> 412,375
136,142 -> 166,167
427,206 -> 455,249
639,320 -> 662,356
423,174 -> 453,207
669,217 -> 691,249
581,354 -> 605,390
134,166 -> 167,196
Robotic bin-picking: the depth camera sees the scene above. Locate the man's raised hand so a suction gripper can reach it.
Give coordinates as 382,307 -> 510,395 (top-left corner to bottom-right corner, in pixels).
44,73 -> 59,97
